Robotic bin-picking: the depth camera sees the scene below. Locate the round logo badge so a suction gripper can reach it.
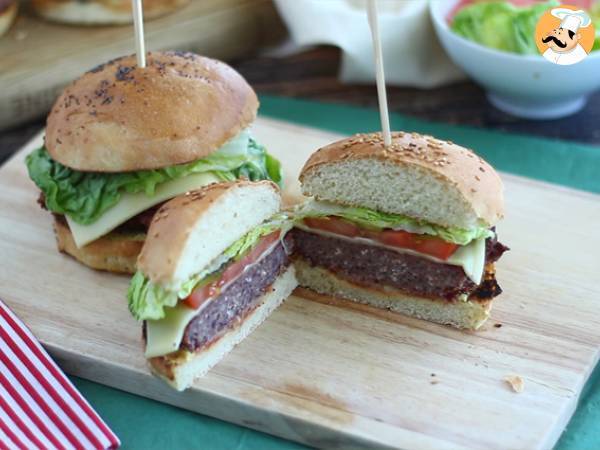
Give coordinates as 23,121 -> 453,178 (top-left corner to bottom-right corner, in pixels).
535,4 -> 595,65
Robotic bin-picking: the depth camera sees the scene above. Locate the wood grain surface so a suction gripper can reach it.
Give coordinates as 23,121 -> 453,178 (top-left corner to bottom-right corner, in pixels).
0,0 -> 284,130
1,118 -> 600,450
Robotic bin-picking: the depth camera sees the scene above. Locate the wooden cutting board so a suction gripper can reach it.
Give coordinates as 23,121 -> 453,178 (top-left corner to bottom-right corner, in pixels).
1,117 -> 599,450
0,0 -> 284,130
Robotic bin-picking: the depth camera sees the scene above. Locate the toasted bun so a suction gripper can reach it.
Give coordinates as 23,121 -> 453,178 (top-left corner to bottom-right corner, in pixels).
138,181 -> 280,288
300,132 -> 504,229
294,259 -> 491,330
149,266 -> 297,391
0,1 -> 17,37
54,218 -> 142,274
45,51 -> 258,172
32,0 -> 189,25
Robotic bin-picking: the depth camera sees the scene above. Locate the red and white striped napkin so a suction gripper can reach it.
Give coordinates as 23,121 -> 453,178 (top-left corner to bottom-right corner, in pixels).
0,299 -> 120,450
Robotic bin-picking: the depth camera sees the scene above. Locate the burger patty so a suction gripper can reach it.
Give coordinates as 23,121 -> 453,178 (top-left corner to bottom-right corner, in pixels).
179,238 -> 292,352
290,228 -> 507,301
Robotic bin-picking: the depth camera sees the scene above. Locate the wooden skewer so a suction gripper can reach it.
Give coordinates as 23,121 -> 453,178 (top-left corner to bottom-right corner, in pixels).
367,0 -> 391,146
132,0 -> 146,68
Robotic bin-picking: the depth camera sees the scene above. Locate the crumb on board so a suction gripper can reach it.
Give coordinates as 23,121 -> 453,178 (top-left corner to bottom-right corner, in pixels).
504,375 -> 525,393
430,380 -> 439,385
494,323 -> 503,328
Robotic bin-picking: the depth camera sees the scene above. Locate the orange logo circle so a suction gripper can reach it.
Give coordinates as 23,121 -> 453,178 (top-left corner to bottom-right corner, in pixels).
535,4 -> 595,65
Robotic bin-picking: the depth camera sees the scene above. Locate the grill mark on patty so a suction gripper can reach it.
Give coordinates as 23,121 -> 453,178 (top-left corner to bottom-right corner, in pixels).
179,238 -> 292,352
291,228 -> 506,302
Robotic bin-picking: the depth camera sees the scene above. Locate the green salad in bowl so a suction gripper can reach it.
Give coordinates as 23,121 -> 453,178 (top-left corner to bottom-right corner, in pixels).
450,0 -> 600,54
430,0 -> 600,119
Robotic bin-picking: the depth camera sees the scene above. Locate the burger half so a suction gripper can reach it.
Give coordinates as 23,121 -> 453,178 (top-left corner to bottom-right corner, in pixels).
128,181 -> 296,390
26,51 -> 282,273
291,132 -> 509,330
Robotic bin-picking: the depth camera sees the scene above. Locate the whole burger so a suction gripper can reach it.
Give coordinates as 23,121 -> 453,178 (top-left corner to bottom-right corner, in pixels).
32,0 -> 190,25
26,51 -> 282,274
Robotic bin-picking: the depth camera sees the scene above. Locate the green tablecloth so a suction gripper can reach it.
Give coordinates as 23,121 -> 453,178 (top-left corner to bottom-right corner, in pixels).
72,96 -> 600,450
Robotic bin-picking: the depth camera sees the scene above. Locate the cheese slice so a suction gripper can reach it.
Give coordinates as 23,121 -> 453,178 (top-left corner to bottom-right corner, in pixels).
145,302 -> 199,358
67,172 -> 220,248
66,127 -> 252,248
447,236 -> 486,285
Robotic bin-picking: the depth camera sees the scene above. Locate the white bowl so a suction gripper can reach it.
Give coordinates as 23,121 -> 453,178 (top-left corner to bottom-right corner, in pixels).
430,0 -> 600,119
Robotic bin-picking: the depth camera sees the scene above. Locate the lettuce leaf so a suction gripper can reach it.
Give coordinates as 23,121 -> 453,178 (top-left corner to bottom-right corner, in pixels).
127,271 -> 179,321
127,214 -> 292,321
127,267 -> 223,321
293,201 -> 493,246
451,0 -> 560,55
232,139 -> 282,186
26,134 -> 282,225
223,213 -> 291,261
592,1 -> 600,51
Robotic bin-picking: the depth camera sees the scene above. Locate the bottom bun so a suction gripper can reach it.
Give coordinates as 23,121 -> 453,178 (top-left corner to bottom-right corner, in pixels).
294,259 -> 491,330
54,218 -> 143,274
149,266 -> 297,391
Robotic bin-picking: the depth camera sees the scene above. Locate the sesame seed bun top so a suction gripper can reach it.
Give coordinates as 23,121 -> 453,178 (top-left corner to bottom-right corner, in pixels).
299,132 -> 504,229
45,51 -> 258,172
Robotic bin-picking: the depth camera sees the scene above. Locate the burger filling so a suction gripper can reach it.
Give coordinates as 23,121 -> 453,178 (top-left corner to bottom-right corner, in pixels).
291,228 -> 506,301
177,237 -> 290,353
127,214 -> 293,358
26,128 -> 282,248
291,201 -> 508,302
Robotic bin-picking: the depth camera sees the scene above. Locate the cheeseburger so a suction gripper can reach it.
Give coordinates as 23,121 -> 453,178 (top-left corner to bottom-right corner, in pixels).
291,132 -> 508,330
26,51 -> 282,274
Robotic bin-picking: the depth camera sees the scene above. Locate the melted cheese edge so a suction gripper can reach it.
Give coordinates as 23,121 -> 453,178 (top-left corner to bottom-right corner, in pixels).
447,235 -> 486,285
146,302 -> 199,358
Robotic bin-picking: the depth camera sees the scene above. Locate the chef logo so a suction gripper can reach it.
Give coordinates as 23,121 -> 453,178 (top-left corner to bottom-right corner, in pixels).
535,5 -> 594,65
535,5 -> 595,65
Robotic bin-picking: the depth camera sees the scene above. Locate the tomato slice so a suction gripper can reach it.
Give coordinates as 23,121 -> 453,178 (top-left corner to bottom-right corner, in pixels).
378,230 -> 413,248
239,230 -> 281,268
303,215 -> 459,261
184,230 -> 281,309
303,217 -> 360,238
184,280 -> 220,310
379,230 -> 458,260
